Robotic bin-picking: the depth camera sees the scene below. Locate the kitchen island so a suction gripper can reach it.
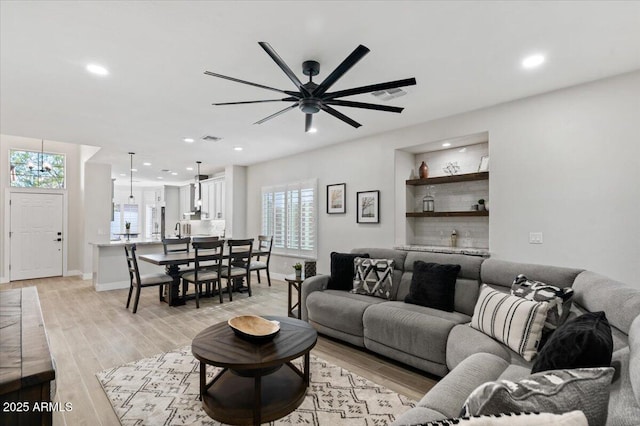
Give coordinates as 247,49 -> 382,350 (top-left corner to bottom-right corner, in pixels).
89,238 -> 167,291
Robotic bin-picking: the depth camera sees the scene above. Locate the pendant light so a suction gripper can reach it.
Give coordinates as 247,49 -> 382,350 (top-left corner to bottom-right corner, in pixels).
196,161 -> 202,207
128,152 -> 136,204
27,139 -> 53,175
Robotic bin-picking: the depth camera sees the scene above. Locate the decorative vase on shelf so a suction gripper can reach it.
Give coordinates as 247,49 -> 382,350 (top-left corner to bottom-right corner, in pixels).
418,161 -> 429,179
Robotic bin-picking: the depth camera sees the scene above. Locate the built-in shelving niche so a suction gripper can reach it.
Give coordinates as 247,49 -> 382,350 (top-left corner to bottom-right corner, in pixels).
403,135 -> 489,250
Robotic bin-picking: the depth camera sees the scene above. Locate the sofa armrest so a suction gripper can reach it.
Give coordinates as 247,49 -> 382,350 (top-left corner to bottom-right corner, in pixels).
301,274 -> 330,321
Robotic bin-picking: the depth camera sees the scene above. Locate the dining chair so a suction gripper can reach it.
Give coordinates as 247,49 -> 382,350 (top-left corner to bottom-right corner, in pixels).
250,235 -> 273,286
181,239 -> 225,308
220,238 -> 254,298
162,237 -> 194,296
124,244 -> 174,314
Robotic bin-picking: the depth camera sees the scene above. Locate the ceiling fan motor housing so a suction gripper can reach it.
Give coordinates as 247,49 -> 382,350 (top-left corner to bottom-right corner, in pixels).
300,98 -> 321,114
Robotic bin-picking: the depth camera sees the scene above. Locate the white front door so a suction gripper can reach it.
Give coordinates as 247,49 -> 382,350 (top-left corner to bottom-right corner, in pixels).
10,192 -> 63,280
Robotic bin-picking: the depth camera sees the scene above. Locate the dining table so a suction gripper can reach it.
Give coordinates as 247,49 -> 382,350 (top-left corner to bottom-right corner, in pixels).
138,248 -> 269,306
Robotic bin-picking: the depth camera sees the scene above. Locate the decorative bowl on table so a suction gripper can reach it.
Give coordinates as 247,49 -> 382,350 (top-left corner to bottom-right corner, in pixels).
228,315 -> 280,342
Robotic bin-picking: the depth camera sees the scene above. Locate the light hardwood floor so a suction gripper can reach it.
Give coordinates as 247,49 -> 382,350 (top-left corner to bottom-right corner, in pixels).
5,275 -> 436,425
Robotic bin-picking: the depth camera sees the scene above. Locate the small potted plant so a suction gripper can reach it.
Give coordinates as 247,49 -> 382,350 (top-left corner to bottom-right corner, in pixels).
293,262 -> 303,279
478,199 -> 486,211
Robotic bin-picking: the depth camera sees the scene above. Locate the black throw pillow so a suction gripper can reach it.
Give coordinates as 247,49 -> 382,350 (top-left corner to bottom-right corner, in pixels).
404,261 -> 461,312
328,252 -> 369,291
531,311 -> 613,374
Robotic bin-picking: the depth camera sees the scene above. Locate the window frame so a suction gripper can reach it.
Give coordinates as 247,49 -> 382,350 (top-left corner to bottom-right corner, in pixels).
9,148 -> 66,189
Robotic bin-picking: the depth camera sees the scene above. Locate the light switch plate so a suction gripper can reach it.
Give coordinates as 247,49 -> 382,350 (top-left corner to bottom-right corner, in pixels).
529,232 -> 543,244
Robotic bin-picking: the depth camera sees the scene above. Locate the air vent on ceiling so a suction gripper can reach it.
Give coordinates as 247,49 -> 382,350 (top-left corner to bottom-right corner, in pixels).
201,135 -> 223,142
371,88 -> 407,101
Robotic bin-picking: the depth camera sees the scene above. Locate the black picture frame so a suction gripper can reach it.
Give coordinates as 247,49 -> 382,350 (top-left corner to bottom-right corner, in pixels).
356,190 -> 380,223
326,183 -> 346,214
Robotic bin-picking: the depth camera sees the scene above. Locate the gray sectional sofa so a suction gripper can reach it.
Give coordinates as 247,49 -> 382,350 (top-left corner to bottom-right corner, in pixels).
300,248 -> 640,425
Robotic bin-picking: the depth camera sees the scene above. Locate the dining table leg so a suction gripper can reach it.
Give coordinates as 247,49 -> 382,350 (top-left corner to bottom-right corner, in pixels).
165,264 -> 185,306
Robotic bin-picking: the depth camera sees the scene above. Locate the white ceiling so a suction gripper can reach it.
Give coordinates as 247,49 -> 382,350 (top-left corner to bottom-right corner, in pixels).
1,1 -> 639,184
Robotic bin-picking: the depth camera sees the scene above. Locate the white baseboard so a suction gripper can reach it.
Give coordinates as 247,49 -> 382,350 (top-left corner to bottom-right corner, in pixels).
95,280 -> 130,292
269,272 -> 287,281
65,269 -> 82,277
82,273 -> 93,280
0,275 -> 8,284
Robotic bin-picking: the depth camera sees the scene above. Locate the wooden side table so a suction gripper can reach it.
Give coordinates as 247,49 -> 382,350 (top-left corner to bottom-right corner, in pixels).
284,274 -> 304,318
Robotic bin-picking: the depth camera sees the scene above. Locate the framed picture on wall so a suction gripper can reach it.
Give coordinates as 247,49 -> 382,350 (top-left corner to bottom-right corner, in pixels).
478,155 -> 490,172
327,183 -> 346,214
356,190 -> 380,223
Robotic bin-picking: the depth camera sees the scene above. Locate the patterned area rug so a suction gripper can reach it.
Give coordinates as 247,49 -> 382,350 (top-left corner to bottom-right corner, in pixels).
96,346 -> 415,425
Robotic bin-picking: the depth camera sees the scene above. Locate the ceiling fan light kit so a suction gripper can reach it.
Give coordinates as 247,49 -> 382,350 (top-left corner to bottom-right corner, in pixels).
206,42 -> 417,132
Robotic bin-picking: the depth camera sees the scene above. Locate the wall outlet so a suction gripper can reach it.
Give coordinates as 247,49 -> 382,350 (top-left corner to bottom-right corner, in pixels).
529,232 -> 543,244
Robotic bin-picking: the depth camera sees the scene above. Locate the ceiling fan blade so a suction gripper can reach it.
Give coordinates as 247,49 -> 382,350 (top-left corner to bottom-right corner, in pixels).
324,99 -> 404,113
258,42 -> 307,95
314,45 -> 370,98
254,102 -> 300,125
204,71 -> 300,97
213,97 -> 298,106
323,77 -> 417,100
305,114 -> 313,133
320,105 -> 361,128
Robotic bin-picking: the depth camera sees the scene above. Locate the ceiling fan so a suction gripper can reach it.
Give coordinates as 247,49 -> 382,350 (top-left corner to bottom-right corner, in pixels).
205,42 -> 417,132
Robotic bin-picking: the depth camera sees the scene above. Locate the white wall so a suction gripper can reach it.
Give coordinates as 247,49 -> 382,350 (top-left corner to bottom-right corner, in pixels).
83,162 -> 112,277
246,71 -> 640,286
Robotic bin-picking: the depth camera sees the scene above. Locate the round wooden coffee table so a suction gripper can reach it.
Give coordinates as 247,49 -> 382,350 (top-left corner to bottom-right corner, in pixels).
192,315 -> 317,425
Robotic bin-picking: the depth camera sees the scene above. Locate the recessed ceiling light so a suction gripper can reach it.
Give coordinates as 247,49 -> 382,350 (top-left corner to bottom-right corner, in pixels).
130,168 -> 138,172
183,138 -> 194,143
186,167 -> 194,171
458,148 -> 467,153
234,146 -> 243,151
157,176 -> 164,179
308,128 -> 318,134
143,162 -> 151,166
442,142 -> 451,147
120,173 -> 126,177
522,54 -> 545,69
86,63 -> 109,76
171,172 -> 178,176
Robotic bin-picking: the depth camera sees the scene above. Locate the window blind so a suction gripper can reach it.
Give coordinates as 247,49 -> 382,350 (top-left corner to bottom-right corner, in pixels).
261,179 -> 317,258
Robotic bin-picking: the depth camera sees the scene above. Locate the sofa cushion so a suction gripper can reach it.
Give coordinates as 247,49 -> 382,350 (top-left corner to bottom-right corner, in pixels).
446,324 -> 513,370
607,346 -> 640,425
363,302 -> 463,366
572,270 -> 640,335
306,289 -> 384,337
422,411 -> 588,426
398,252 -> 482,314
470,285 -> 549,361
481,258 -> 583,292
351,257 -> 395,299
328,252 -> 369,290
462,367 -> 615,426
511,274 -> 574,334
415,352 -> 511,419
532,311 -> 613,374
405,261 -> 461,312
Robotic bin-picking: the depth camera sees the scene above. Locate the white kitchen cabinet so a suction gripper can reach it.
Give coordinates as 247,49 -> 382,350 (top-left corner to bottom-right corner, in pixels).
200,177 -> 224,220
179,184 -> 194,217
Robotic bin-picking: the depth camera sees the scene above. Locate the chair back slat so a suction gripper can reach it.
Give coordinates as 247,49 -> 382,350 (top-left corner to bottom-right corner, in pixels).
162,237 -> 191,254
192,239 -> 225,280
256,235 -> 273,265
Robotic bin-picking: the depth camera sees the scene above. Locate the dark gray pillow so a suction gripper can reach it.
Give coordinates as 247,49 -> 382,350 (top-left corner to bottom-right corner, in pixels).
461,367 -> 614,426
328,252 -> 369,290
531,311 -> 613,374
405,261 -> 461,312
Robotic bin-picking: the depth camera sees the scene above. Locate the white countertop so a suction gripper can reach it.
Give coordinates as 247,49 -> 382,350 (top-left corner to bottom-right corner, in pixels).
90,238 -> 165,247
394,245 -> 490,257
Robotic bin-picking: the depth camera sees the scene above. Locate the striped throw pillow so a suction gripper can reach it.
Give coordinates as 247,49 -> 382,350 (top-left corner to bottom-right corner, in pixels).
470,285 -> 549,361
